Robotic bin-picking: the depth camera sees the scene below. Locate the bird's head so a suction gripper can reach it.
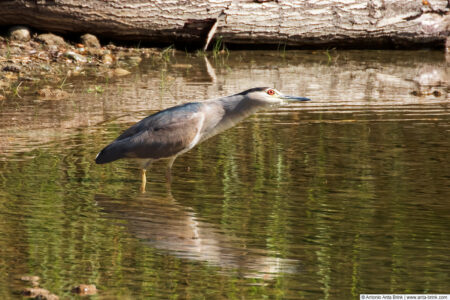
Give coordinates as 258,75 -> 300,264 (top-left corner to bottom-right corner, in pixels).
242,87 -> 310,105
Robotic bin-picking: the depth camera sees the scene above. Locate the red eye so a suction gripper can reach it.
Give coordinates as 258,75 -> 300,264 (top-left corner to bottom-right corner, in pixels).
267,89 -> 275,95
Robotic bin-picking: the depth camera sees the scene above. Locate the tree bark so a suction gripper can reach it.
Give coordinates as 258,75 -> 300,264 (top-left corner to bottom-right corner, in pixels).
0,0 -> 449,48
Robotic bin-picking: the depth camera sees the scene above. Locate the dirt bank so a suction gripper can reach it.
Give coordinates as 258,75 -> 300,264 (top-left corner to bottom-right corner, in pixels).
0,27 -> 168,101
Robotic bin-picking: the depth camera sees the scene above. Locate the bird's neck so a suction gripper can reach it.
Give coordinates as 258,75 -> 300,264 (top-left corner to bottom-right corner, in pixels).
199,96 -> 272,142
213,96 -> 272,133
220,96 -> 269,120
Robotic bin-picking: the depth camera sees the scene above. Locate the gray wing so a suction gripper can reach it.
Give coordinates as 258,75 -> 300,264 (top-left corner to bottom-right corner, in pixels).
96,103 -> 204,164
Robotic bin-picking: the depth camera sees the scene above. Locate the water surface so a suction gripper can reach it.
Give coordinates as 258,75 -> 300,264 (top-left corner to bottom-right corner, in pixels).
0,50 -> 449,299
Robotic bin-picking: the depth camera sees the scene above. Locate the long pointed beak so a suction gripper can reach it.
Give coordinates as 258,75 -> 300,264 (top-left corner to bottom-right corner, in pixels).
281,95 -> 311,101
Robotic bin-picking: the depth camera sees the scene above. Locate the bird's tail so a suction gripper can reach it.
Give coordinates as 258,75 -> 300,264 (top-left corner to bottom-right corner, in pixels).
95,143 -> 125,164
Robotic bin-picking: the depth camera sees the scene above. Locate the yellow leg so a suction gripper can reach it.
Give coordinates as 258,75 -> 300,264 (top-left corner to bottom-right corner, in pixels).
140,169 -> 147,193
165,156 -> 177,184
165,168 -> 172,184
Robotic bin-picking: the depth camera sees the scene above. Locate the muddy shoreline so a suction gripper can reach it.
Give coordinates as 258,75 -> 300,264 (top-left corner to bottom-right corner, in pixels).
0,26 -> 171,101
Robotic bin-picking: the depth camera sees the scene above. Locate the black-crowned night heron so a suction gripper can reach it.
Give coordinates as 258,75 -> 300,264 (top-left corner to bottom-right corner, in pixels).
96,87 -> 310,191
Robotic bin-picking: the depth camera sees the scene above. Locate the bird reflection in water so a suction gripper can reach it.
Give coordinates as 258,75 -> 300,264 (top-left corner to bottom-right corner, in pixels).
95,187 -> 297,280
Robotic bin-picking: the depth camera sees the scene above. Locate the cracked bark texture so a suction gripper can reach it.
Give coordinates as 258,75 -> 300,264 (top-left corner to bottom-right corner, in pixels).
0,0 -> 449,48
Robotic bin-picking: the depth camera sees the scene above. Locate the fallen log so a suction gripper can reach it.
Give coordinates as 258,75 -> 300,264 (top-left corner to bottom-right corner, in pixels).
0,0 -> 449,49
